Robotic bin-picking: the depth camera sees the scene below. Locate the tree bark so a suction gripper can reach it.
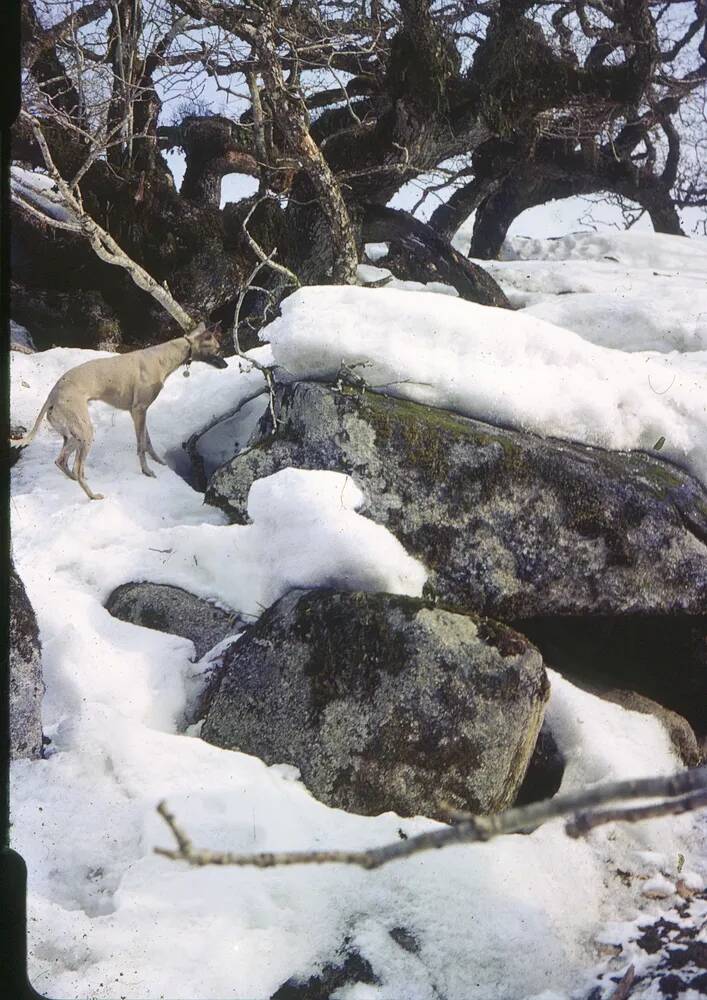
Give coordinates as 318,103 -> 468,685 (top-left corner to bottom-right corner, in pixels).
175,116 -> 259,208
363,205 -> 511,308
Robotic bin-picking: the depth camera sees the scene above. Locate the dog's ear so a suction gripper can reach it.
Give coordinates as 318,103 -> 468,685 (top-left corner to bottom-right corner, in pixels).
190,321 -> 207,338
205,325 -> 225,349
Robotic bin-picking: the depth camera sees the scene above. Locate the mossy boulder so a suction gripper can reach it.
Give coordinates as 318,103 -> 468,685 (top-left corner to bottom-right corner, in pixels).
105,582 -> 242,661
10,562 -> 44,760
201,589 -> 549,819
205,381 -> 707,620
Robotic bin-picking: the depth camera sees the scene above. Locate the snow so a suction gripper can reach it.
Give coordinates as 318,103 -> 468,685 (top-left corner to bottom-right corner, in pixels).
364,242 -> 390,263
469,232 -> 707,354
263,283 -> 707,489
11,166 -> 75,223
191,391 -> 268,482
499,231 -> 707,270
356,262 -> 459,297
11,235 -> 707,999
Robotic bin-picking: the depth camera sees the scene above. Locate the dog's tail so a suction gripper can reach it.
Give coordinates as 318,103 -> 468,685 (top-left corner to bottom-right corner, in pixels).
12,394 -> 52,448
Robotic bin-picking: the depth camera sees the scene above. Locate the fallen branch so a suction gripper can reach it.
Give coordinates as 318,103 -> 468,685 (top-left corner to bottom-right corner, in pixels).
228,196 -> 303,430
155,766 -> 707,872
607,964 -> 635,1000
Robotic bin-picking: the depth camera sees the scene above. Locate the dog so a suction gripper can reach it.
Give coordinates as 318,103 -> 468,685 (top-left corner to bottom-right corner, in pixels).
12,324 -> 227,500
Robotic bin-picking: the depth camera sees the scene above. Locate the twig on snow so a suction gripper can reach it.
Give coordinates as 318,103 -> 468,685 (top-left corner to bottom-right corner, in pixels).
155,766 -> 707,872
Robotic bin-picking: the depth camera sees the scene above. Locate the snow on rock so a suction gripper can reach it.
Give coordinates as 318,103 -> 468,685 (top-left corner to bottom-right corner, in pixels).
189,391 -> 268,485
356,262 -> 459,297
262,284 -> 707,488
11,165 -> 75,223
641,875 -> 676,899
364,242 -> 390,262
521,291 -> 707,354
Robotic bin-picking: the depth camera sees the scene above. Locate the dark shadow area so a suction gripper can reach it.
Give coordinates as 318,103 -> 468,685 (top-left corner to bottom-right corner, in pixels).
513,615 -> 707,736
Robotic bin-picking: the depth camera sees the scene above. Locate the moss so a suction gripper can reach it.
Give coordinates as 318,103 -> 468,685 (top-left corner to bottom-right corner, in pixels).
353,388 -> 524,485
476,617 -> 530,658
642,464 -> 684,493
291,591 -> 427,717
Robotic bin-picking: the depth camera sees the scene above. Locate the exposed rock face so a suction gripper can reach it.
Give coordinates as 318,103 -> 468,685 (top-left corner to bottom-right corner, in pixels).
206,381 -> 707,619
205,381 -> 707,728
10,320 -> 36,353
271,945 -> 379,1000
105,583 -> 242,660
10,563 -> 44,759
202,589 -> 549,820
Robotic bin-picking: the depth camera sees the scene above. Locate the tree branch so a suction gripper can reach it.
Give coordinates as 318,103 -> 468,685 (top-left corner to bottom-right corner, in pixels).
18,110 -> 199,332
155,766 -> 707,872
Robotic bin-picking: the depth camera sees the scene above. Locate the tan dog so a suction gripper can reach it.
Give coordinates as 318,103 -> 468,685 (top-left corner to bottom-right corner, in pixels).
13,324 -> 227,500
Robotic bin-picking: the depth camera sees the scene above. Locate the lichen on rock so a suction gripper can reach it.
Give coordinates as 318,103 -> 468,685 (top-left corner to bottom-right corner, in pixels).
202,589 -> 549,819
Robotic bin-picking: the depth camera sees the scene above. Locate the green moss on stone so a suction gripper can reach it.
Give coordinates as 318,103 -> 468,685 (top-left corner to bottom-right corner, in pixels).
352,388 -> 523,483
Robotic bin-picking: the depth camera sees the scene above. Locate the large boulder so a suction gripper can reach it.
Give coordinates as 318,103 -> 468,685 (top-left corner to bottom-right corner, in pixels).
204,381 -> 707,729
105,583 -> 242,660
206,382 -> 707,619
202,589 -> 549,820
9,563 -> 44,759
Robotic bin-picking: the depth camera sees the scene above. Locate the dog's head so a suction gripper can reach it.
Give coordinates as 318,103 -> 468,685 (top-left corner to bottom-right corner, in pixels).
187,323 -> 228,369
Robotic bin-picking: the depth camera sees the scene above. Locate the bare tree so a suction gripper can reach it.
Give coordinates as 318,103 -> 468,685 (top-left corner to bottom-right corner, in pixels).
14,109 -> 200,330
11,0 -> 707,348
427,0 -> 707,256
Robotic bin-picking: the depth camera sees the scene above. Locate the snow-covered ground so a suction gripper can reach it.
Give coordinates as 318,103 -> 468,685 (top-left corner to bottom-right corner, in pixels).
466,231 -> 707,354
11,230 -> 707,999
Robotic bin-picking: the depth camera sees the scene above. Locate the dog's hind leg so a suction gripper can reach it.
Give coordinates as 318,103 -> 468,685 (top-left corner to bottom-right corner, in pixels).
131,407 -> 156,477
48,397 -> 102,499
73,444 -> 104,501
55,437 -> 79,480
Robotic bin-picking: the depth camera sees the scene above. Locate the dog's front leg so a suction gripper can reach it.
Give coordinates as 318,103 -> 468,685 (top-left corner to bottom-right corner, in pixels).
131,407 -> 156,478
